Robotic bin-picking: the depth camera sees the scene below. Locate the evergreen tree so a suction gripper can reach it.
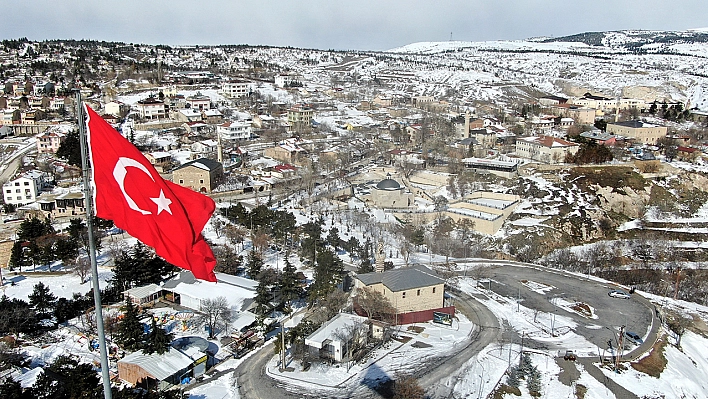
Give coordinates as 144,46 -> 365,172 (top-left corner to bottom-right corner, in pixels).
309,248 -> 344,300
56,130 -> 82,167
30,355 -> 102,399
17,217 -> 54,241
247,249 -> 264,278
279,255 -> 301,304
143,318 -> 173,355
254,279 -> 271,315
527,365 -> 542,396
326,227 -> 341,252
8,241 -> 29,272
0,378 -> 30,399
28,282 -> 57,316
506,365 -> 520,388
114,298 -> 145,351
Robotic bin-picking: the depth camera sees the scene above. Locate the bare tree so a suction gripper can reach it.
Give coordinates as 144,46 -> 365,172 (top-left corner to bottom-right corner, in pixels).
196,296 -> 234,339
74,257 -> 91,283
393,374 -> 425,399
355,287 -> 395,323
333,321 -> 369,370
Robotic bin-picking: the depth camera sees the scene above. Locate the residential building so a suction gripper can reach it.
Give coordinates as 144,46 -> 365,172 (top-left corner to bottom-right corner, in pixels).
104,101 -> 129,117
185,95 -> 211,111
222,80 -> 253,98
190,140 -> 219,158
136,97 -> 167,120
516,135 -> 579,164
287,105 -> 314,131
36,192 -> 85,218
579,130 -> 619,146
274,74 -> 302,88
461,157 -> 519,179
263,139 -> 307,164
172,158 -> 224,193
539,95 -> 568,106
3,171 -> 46,205
304,313 -> 371,362
354,265 -> 453,325
144,151 -> 173,172
36,130 -> 65,153
217,120 -> 253,141
606,120 -> 667,145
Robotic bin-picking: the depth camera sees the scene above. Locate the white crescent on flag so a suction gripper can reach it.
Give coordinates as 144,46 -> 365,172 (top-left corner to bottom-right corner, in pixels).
112,156 -> 156,215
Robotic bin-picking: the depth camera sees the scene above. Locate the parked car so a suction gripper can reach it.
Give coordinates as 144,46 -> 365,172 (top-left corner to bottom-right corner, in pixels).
563,350 -> 577,361
624,331 -> 643,345
608,290 -> 631,299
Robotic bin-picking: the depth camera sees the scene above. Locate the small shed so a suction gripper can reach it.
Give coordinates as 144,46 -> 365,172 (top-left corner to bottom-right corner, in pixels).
123,284 -> 162,306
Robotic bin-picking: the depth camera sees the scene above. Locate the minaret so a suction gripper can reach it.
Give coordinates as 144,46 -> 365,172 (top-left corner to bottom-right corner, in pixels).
465,110 -> 471,138
216,126 -> 224,164
375,242 -> 385,273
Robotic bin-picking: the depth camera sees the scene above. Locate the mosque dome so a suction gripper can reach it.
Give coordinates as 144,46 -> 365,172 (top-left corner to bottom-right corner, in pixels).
376,178 -> 401,190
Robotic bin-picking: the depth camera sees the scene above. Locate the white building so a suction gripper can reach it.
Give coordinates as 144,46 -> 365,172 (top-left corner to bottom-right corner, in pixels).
305,313 -> 370,362
136,97 -> 166,120
516,135 -> 579,164
161,271 -> 257,311
221,80 -> 252,99
217,120 -> 253,141
3,171 -> 46,205
274,74 -> 302,88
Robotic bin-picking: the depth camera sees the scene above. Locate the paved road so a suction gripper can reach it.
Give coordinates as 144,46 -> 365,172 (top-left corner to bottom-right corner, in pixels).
233,260 -> 659,399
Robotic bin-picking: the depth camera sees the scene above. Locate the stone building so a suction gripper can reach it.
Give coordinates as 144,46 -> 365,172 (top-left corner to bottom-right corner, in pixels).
172,158 -> 224,193
369,176 -> 414,209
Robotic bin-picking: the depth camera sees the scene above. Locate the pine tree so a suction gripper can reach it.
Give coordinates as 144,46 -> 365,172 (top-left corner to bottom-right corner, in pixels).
56,130 -> 82,167
527,365 -> 542,396
309,248 -> 344,300
28,282 -> 57,316
506,365 -> 520,388
254,279 -> 271,315
279,255 -> 301,305
143,318 -> 173,355
114,298 -> 145,351
247,249 -> 264,278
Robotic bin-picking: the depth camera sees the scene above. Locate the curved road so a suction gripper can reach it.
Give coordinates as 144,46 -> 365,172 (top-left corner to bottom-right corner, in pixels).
233,260 -> 659,398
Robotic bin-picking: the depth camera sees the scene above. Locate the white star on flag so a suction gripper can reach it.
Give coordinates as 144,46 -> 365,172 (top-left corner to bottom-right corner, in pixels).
150,189 -> 173,215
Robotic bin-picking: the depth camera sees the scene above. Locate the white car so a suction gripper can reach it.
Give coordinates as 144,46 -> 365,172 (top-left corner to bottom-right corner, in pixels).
608,290 -> 631,299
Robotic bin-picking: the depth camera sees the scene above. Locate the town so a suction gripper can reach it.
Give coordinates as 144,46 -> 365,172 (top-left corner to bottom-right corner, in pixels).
0,30 -> 707,399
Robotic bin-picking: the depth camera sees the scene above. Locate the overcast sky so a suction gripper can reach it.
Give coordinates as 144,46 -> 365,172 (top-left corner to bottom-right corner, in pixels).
3,1 -> 708,51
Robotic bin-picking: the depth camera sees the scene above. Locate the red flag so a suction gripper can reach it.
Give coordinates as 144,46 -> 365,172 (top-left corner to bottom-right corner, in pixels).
85,105 -> 216,281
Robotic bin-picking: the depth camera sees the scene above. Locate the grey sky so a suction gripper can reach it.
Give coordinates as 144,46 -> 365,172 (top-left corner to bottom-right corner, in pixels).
3,1 -> 708,50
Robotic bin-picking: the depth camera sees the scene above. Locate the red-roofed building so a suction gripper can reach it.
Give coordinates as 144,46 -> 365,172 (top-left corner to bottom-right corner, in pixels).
677,146 -> 701,162
516,135 -> 579,164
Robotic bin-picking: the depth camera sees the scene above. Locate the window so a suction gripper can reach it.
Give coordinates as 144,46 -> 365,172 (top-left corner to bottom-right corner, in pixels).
433,287 -> 436,293
24,182 -> 29,185
5,190 -> 10,194
179,180 -> 184,184
417,289 -> 420,296
402,292 -> 406,299
14,182 -> 19,186
200,179 -> 204,184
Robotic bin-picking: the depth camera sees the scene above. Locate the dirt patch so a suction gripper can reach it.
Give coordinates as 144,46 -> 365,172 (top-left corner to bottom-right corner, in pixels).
575,384 -> 587,399
631,335 -> 667,378
411,341 -> 432,348
690,314 -> 708,338
570,302 -> 593,318
492,384 -> 521,398
407,326 -> 425,334
391,335 -> 413,344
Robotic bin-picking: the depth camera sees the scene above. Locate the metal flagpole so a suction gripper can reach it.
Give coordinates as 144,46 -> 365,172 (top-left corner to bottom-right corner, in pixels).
76,91 -> 113,399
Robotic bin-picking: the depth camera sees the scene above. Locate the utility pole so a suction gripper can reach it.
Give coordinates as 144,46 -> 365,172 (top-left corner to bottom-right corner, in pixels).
616,325 -> 625,372
519,331 -> 525,368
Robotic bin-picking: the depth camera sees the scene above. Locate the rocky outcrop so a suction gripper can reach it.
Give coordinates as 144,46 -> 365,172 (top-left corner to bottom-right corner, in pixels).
594,185 -> 651,219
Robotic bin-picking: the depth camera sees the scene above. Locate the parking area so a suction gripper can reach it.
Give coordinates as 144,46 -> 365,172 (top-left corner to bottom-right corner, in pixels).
483,264 -> 654,354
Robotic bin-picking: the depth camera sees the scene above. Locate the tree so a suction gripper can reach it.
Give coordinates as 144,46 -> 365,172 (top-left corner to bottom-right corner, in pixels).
0,378 -> 29,399
356,287 -> 396,323
143,318 -> 173,355
17,217 -> 54,241
309,248 -> 344,301
197,296 -> 233,339
594,119 -> 607,132
56,130 -> 82,167
254,278 -> 272,316
115,298 -> 145,351
280,255 -> 302,305
28,282 -> 57,317
326,227 -> 341,252
393,374 -> 425,399
29,355 -> 102,399
526,365 -> 542,397
247,249 -> 264,279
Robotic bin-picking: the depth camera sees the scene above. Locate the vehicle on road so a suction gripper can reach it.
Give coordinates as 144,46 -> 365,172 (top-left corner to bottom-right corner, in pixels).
608,290 -> 631,299
563,350 -> 577,361
624,331 -> 643,345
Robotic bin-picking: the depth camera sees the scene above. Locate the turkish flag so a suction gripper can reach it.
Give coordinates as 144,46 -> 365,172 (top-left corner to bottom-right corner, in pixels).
85,105 -> 217,281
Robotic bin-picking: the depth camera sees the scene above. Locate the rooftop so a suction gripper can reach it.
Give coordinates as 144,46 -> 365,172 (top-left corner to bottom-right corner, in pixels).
356,265 -> 444,292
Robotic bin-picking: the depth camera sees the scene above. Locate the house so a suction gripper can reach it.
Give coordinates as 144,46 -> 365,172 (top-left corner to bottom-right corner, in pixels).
274,74 -> 302,88
263,139 -> 307,164
354,265 -> 454,324
104,101 -> 130,117
461,157 -> 519,179
190,140 -> 219,158
36,192 -> 85,218
203,109 -> 224,124
304,313 -> 371,362
174,108 -> 203,123
117,337 -> 212,390
144,151 -> 173,172
172,158 -> 224,193
36,130 -> 66,153
606,120 -> 667,145
677,146 -> 701,162
287,105 -> 314,131
123,284 -> 161,306
217,120 -> 253,141
222,80 -> 253,98
161,271 -> 257,312
136,97 -> 167,120
580,130 -> 619,146
515,135 -> 579,164
185,95 -> 211,111
3,171 -> 46,206
539,95 -> 568,106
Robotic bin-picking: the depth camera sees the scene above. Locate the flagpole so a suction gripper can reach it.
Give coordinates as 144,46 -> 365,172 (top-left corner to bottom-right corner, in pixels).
76,91 -> 113,399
